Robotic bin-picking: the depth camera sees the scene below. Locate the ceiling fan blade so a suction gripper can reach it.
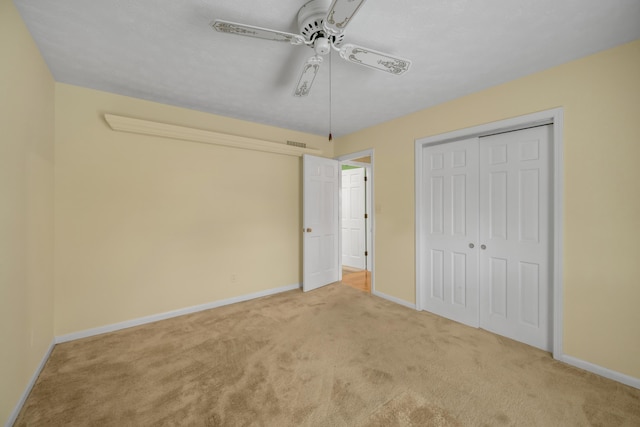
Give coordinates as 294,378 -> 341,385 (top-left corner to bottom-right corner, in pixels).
339,44 -> 411,75
211,20 -> 306,45
294,56 -> 323,97
324,0 -> 367,34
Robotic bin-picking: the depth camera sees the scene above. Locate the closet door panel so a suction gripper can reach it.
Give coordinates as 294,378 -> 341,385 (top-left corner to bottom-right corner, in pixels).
420,138 -> 479,327
478,126 -> 552,351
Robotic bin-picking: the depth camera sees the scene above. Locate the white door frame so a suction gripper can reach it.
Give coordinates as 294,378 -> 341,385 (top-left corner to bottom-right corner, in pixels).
415,108 -> 564,359
336,149 -> 375,293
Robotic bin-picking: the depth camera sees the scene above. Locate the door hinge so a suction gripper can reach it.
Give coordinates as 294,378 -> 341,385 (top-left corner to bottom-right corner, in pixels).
364,176 -> 368,182
364,213 -> 368,219
364,251 -> 368,256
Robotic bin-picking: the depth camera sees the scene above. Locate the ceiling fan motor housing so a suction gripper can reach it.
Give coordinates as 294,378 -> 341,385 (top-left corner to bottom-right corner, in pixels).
298,0 -> 345,47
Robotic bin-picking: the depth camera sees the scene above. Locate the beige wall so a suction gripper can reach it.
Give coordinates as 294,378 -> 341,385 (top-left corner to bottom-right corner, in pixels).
334,40 -> 640,379
0,0 -> 55,423
54,84 -> 332,336
2,1 -> 638,420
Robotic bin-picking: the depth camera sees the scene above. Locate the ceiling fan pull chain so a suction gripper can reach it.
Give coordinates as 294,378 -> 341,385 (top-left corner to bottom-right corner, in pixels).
329,51 -> 333,141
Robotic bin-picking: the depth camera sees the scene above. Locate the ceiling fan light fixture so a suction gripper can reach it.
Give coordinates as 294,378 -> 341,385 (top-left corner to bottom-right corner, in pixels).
314,37 -> 331,56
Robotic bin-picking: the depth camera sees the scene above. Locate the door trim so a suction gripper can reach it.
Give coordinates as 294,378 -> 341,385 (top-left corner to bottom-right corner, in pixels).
415,108 -> 564,359
336,149 -> 375,294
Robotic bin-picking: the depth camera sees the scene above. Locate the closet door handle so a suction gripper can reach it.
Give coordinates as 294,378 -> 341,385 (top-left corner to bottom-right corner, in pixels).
469,243 -> 475,249
481,244 -> 487,250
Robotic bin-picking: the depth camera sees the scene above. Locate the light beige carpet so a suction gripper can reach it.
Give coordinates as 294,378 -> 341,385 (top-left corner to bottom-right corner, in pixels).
15,284 -> 640,426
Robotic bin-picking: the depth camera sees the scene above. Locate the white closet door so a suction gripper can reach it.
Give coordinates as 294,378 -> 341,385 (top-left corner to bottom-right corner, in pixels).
478,126 -> 552,350
420,138 -> 479,327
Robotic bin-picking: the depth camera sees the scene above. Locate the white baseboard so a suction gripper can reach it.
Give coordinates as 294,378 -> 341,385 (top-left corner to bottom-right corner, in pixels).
377,290 -> 639,391
557,353 -> 640,390
6,339 -> 56,427
55,283 -> 301,344
372,290 -> 416,310
11,283 -> 638,427
8,284 -> 300,425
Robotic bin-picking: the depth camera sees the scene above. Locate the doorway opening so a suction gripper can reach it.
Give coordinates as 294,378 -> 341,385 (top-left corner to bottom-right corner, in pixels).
337,150 -> 374,294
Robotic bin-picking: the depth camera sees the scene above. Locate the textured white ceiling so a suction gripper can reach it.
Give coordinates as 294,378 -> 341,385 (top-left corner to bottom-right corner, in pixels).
13,0 -> 640,137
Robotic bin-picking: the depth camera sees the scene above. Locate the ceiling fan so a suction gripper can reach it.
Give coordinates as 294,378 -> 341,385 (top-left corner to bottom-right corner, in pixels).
211,0 -> 412,97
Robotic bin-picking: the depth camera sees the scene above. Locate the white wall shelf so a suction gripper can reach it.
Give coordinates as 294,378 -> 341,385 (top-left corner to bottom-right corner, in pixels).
104,114 -> 322,157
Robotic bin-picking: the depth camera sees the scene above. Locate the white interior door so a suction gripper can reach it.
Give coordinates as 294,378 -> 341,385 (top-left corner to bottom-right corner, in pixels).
479,126 -> 552,350
420,138 -> 479,327
341,167 -> 365,269
303,154 -> 340,292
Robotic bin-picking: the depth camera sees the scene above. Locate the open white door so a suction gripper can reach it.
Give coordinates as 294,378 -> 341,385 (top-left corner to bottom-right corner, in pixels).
303,154 -> 340,292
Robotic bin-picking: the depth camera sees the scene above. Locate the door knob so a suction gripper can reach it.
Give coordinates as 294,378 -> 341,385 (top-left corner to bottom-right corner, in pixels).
481,244 -> 486,250
306,228 -> 312,233
469,243 -> 474,249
